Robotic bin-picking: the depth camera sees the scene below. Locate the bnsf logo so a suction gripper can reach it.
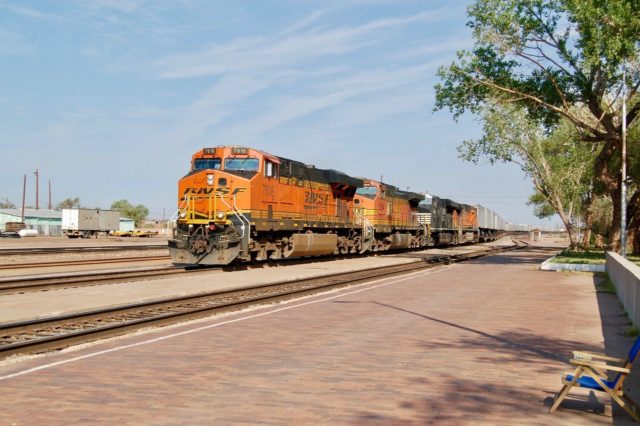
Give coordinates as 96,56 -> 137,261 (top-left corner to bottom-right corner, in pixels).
304,191 -> 328,204
183,187 -> 247,195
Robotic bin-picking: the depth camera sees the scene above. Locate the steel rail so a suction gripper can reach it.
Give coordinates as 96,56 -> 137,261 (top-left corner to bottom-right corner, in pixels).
0,244 -> 168,256
0,244 -> 520,359
0,255 -> 171,270
0,242 -> 526,295
0,265 -> 206,295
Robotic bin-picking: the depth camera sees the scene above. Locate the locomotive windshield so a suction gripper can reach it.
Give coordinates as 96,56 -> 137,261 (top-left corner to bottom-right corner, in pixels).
194,158 -> 221,170
224,158 -> 259,171
355,187 -> 378,198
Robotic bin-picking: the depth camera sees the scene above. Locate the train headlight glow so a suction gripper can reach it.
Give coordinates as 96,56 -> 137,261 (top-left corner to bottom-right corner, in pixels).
216,212 -> 225,220
206,174 -> 214,185
179,211 -> 187,218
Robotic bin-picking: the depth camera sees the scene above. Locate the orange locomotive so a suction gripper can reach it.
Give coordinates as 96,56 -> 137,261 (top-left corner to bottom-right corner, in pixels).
354,178 -> 428,251
169,146 -> 431,265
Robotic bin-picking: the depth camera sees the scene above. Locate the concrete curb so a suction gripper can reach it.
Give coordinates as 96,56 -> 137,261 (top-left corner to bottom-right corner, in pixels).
540,256 -> 605,272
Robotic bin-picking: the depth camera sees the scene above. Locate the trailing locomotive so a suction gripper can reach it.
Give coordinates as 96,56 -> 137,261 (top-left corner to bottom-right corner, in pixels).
168,146 -> 513,266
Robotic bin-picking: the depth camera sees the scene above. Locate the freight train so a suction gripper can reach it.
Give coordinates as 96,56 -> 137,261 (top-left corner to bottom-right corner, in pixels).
168,146 -> 526,266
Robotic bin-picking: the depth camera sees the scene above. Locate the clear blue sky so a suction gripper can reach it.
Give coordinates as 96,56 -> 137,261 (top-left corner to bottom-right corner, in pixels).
0,0 -> 558,227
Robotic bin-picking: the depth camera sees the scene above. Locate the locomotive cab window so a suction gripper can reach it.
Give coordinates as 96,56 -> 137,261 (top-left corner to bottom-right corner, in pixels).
224,157 -> 259,171
264,161 -> 278,178
193,158 -> 221,171
355,187 -> 377,199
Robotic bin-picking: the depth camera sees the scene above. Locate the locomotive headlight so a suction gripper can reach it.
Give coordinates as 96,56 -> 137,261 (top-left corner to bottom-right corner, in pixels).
216,211 -> 225,220
179,211 -> 187,218
206,174 -> 214,186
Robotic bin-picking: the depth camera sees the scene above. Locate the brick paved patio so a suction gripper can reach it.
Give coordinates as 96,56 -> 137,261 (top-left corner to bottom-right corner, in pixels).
0,246 -> 636,425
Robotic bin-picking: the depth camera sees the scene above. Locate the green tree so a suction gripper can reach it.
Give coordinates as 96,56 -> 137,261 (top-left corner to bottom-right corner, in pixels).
435,0 -> 640,251
110,200 -> 149,227
527,190 -> 558,220
56,197 -> 81,210
459,103 -> 596,248
591,196 -> 614,246
0,199 -> 16,209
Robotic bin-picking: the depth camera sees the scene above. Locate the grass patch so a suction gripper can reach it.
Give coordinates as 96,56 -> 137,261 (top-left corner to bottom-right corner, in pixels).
627,326 -> 640,338
550,249 -> 606,265
549,249 -> 640,266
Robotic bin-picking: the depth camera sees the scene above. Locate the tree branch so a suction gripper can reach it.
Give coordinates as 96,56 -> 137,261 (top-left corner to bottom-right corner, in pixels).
463,67 -> 607,140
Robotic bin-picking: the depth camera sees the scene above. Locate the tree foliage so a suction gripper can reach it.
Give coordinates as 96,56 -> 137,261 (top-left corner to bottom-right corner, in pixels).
459,103 -> 596,247
528,191 -> 558,219
56,197 -> 81,210
436,0 -> 640,138
110,200 -> 149,227
435,0 -> 640,251
0,199 -> 16,209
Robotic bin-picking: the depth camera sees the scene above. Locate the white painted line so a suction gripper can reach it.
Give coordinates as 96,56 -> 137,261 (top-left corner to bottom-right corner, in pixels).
0,265 -> 455,382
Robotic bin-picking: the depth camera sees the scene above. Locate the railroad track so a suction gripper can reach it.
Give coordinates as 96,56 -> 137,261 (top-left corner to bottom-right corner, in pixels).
0,265 -> 208,295
0,242 -> 527,295
0,255 -> 172,270
0,244 -> 520,359
0,244 -> 168,256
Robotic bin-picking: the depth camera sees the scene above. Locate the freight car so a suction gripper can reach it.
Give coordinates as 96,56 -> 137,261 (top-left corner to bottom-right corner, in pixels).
62,208 -> 120,238
169,146 -> 513,266
476,205 -> 506,242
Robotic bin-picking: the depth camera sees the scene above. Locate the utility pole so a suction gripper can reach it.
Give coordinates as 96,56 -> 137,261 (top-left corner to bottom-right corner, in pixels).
21,174 -> 26,223
48,180 -> 52,210
34,168 -> 39,210
621,66 -> 628,257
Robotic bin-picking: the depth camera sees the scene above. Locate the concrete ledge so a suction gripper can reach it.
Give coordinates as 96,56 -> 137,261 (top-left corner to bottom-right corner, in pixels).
606,251 -> 640,327
540,257 -> 605,272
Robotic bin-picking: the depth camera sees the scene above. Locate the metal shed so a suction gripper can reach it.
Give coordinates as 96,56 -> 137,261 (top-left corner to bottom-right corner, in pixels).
119,218 -> 135,232
0,209 -> 63,236
0,209 -> 137,236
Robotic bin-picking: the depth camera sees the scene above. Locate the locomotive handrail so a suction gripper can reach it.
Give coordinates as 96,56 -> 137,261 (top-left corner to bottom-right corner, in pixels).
171,196 -> 189,221
232,194 -> 251,237
180,193 -> 220,222
354,207 -> 375,253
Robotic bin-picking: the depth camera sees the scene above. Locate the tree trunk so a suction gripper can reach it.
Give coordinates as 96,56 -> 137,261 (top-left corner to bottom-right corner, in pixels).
629,189 -> 640,255
593,140 -> 620,251
582,192 -> 596,249
609,184 -> 621,251
556,210 -> 576,249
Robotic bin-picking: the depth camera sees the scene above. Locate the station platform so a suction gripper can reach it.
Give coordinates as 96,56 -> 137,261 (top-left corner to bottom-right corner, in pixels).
1,241 -> 636,424
0,242 -> 508,324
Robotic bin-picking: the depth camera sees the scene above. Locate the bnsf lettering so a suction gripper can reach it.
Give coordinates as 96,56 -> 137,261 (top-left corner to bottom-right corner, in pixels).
183,188 -> 215,195
182,187 -> 247,196
215,188 -> 247,195
304,191 -> 328,204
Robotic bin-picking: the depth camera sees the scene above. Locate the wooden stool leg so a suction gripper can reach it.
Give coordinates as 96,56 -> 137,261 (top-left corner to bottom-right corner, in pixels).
550,383 -> 572,413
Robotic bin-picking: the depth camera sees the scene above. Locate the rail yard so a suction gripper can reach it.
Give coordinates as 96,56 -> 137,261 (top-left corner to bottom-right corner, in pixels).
1,235 -> 625,424
0,236 -> 523,341
0,147 -> 624,423
0,144 -> 627,423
